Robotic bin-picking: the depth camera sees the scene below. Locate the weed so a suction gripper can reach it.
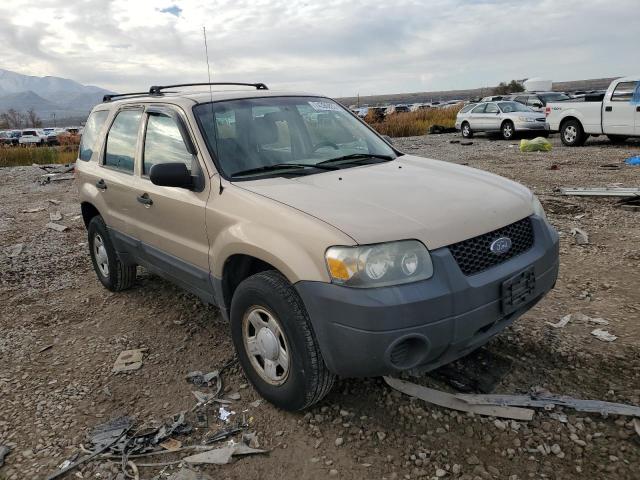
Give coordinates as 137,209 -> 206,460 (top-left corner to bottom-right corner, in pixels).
0,146 -> 77,168
367,104 -> 462,137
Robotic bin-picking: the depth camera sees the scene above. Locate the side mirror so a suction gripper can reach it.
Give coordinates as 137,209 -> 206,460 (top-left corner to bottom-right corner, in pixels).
382,135 -> 393,145
149,162 -> 193,189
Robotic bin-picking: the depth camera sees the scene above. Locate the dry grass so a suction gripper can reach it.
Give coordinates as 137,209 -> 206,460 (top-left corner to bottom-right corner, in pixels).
367,104 -> 462,137
0,146 -> 77,168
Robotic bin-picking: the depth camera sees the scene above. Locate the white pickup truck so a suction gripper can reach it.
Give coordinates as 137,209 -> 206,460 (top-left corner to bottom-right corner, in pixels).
546,76 -> 639,146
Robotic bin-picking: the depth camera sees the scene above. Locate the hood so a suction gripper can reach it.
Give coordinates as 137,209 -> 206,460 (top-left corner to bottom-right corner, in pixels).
234,155 -> 534,250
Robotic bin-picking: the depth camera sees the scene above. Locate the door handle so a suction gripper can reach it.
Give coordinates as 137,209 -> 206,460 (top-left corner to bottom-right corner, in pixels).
605,106 -> 612,112
136,193 -> 153,207
96,179 -> 107,191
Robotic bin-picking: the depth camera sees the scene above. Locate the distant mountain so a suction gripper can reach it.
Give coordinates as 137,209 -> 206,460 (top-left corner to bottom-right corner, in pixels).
0,68 -> 113,123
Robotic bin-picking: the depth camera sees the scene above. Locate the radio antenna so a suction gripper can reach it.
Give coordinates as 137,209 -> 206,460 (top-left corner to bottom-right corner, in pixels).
203,26 -> 223,194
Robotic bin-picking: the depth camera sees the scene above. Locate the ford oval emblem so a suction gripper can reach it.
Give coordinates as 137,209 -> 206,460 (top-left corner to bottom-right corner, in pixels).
490,237 -> 512,255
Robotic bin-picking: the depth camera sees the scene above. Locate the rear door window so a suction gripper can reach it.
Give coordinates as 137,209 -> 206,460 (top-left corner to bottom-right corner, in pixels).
79,110 -> 109,161
104,109 -> 142,172
611,81 -> 638,102
485,103 -> 499,113
471,104 -> 486,114
143,114 -> 194,175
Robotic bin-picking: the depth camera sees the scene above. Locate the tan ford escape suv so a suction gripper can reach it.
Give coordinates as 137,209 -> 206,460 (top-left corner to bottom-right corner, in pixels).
76,82 -> 559,411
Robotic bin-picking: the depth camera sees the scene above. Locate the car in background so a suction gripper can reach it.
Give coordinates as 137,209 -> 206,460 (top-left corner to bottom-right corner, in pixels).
18,129 -> 46,146
481,95 -> 506,102
0,131 -> 20,146
456,101 -> 549,140
385,104 -> 410,115
505,92 -> 571,112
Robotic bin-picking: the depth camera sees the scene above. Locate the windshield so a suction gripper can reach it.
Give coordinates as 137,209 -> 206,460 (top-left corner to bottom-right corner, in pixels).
194,96 -> 396,178
539,93 -> 571,103
497,101 -> 533,113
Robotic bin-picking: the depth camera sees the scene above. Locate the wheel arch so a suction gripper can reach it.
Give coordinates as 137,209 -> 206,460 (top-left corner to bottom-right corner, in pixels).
81,201 -> 101,229
559,116 -> 582,132
221,254 -> 282,315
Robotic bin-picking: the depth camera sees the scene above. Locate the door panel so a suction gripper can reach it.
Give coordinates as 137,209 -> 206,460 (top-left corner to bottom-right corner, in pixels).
603,81 -> 637,135
469,104 -> 486,129
483,103 -> 500,130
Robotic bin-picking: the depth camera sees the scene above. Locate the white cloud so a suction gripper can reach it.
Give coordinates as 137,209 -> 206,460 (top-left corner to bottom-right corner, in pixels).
0,0 -> 637,96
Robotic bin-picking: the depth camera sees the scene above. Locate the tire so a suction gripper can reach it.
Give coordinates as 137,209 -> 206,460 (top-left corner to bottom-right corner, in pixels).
607,135 -> 628,144
501,120 -> 515,140
88,216 -> 136,291
230,270 -> 335,411
461,122 -> 473,138
560,119 -> 586,146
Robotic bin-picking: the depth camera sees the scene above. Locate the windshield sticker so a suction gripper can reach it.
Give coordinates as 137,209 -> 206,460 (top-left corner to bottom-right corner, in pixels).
309,101 -> 341,112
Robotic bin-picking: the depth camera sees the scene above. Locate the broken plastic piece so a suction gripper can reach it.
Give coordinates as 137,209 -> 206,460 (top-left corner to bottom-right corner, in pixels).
183,443 -> 267,465
112,349 -> 145,373
591,328 -> 617,342
383,376 -> 534,421
219,406 -> 235,422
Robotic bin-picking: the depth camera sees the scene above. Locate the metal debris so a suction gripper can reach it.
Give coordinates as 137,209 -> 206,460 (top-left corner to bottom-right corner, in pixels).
49,211 -> 63,221
46,222 -> 68,232
546,313 -> 609,329
22,207 -> 45,213
39,173 -> 75,185
0,445 -> 11,468
112,349 -> 145,373
570,227 -> 589,245
192,391 -> 231,405
47,199 -> 61,205
219,406 -> 235,422
159,438 -> 182,452
383,376 -> 534,421
546,314 -> 572,329
558,187 -> 640,197
166,468 -> 212,480
591,328 -> 617,342
617,197 -> 640,212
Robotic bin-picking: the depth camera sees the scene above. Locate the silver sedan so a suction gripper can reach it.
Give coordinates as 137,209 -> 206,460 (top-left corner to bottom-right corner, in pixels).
455,101 -> 549,140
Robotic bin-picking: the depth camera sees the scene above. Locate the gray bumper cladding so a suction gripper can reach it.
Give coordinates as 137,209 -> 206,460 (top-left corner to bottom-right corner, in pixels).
295,216 -> 559,378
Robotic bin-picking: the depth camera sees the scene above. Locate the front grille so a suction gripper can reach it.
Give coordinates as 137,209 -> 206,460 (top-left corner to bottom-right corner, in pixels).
448,217 -> 534,276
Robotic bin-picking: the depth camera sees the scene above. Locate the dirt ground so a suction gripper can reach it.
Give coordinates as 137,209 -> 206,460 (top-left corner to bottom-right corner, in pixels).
1,133 -> 639,480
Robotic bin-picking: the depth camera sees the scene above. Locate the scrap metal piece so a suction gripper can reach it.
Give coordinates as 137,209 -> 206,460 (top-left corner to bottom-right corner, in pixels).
383,376 -> 534,421
558,187 -> 640,197
49,211 -> 63,221
167,468 -> 212,480
591,328 -> 617,342
570,228 -> 589,245
46,222 -> 68,232
112,349 -> 145,373
4,243 -> 23,258
458,392 -> 640,417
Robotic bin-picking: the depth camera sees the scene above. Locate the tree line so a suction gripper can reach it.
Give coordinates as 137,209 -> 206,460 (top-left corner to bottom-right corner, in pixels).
0,109 -> 43,129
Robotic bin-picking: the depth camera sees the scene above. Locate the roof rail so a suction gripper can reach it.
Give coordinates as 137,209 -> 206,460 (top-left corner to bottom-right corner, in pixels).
148,82 -> 268,95
103,92 -> 150,102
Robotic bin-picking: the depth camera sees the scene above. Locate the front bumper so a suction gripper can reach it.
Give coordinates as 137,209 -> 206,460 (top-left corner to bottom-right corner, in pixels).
514,121 -> 549,131
295,216 -> 559,377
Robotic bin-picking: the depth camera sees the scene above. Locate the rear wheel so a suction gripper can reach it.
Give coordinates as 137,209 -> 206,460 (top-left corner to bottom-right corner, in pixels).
560,119 -> 587,146
501,120 -> 515,140
607,135 -> 628,144
230,270 -> 335,411
88,216 -> 136,291
461,122 -> 473,138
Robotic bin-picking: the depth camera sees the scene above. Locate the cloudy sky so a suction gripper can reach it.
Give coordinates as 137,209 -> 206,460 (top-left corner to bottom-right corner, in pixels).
0,0 -> 637,97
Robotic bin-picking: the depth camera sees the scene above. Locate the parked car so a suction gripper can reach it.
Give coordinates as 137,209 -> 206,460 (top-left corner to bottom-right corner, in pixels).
456,101 -> 549,139
546,76 -> 640,146
76,82 -> 559,411
385,104 -> 410,115
0,131 -> 19,146
506,92 -> 571,112
18,129 -> 46,145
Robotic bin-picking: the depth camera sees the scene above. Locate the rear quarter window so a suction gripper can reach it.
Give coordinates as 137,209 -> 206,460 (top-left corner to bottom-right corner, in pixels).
79,110 -> 109,161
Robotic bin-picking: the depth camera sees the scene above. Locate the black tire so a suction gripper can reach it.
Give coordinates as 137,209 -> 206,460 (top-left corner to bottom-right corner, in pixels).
560,119 -> 586,146
88,216 -> 136,291
230,270 -> 335,411
461,122 -> 473,138
501,120 -> 515,140
607,135 -> 628,144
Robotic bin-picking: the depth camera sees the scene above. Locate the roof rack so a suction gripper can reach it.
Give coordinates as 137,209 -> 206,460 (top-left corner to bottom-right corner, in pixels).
103,92 -> 150,102
148,82 -> 268,95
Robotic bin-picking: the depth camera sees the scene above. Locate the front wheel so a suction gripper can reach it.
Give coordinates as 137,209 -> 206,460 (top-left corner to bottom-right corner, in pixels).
88,216 -> 137,291
560,119 -> 587,146
230,270 -> 335,411
501,120 -> 515,140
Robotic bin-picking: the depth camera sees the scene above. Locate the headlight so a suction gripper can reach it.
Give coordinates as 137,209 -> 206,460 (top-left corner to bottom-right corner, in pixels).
532,195 -> 547,220
518,116 -> 535,122
325,240 -> 433,288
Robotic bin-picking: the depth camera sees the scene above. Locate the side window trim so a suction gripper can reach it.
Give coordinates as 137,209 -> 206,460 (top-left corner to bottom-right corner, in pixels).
101,106 -> 144,175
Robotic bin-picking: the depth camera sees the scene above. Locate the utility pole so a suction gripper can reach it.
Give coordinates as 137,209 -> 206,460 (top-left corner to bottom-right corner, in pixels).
51,113 -> 56,127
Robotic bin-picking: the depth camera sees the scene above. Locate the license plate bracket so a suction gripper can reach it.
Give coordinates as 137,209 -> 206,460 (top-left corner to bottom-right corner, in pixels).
501,267 -> 535,315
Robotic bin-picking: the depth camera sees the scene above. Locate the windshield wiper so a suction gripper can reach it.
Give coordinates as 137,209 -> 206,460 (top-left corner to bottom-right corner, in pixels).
317,153 -> 395,166
231,162 -> 338,178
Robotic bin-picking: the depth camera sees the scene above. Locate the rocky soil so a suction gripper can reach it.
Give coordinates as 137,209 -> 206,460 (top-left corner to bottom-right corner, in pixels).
1,133 -> 639,480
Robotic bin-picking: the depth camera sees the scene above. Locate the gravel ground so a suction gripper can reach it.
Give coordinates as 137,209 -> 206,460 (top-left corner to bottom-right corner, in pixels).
1,133 -> 639,480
